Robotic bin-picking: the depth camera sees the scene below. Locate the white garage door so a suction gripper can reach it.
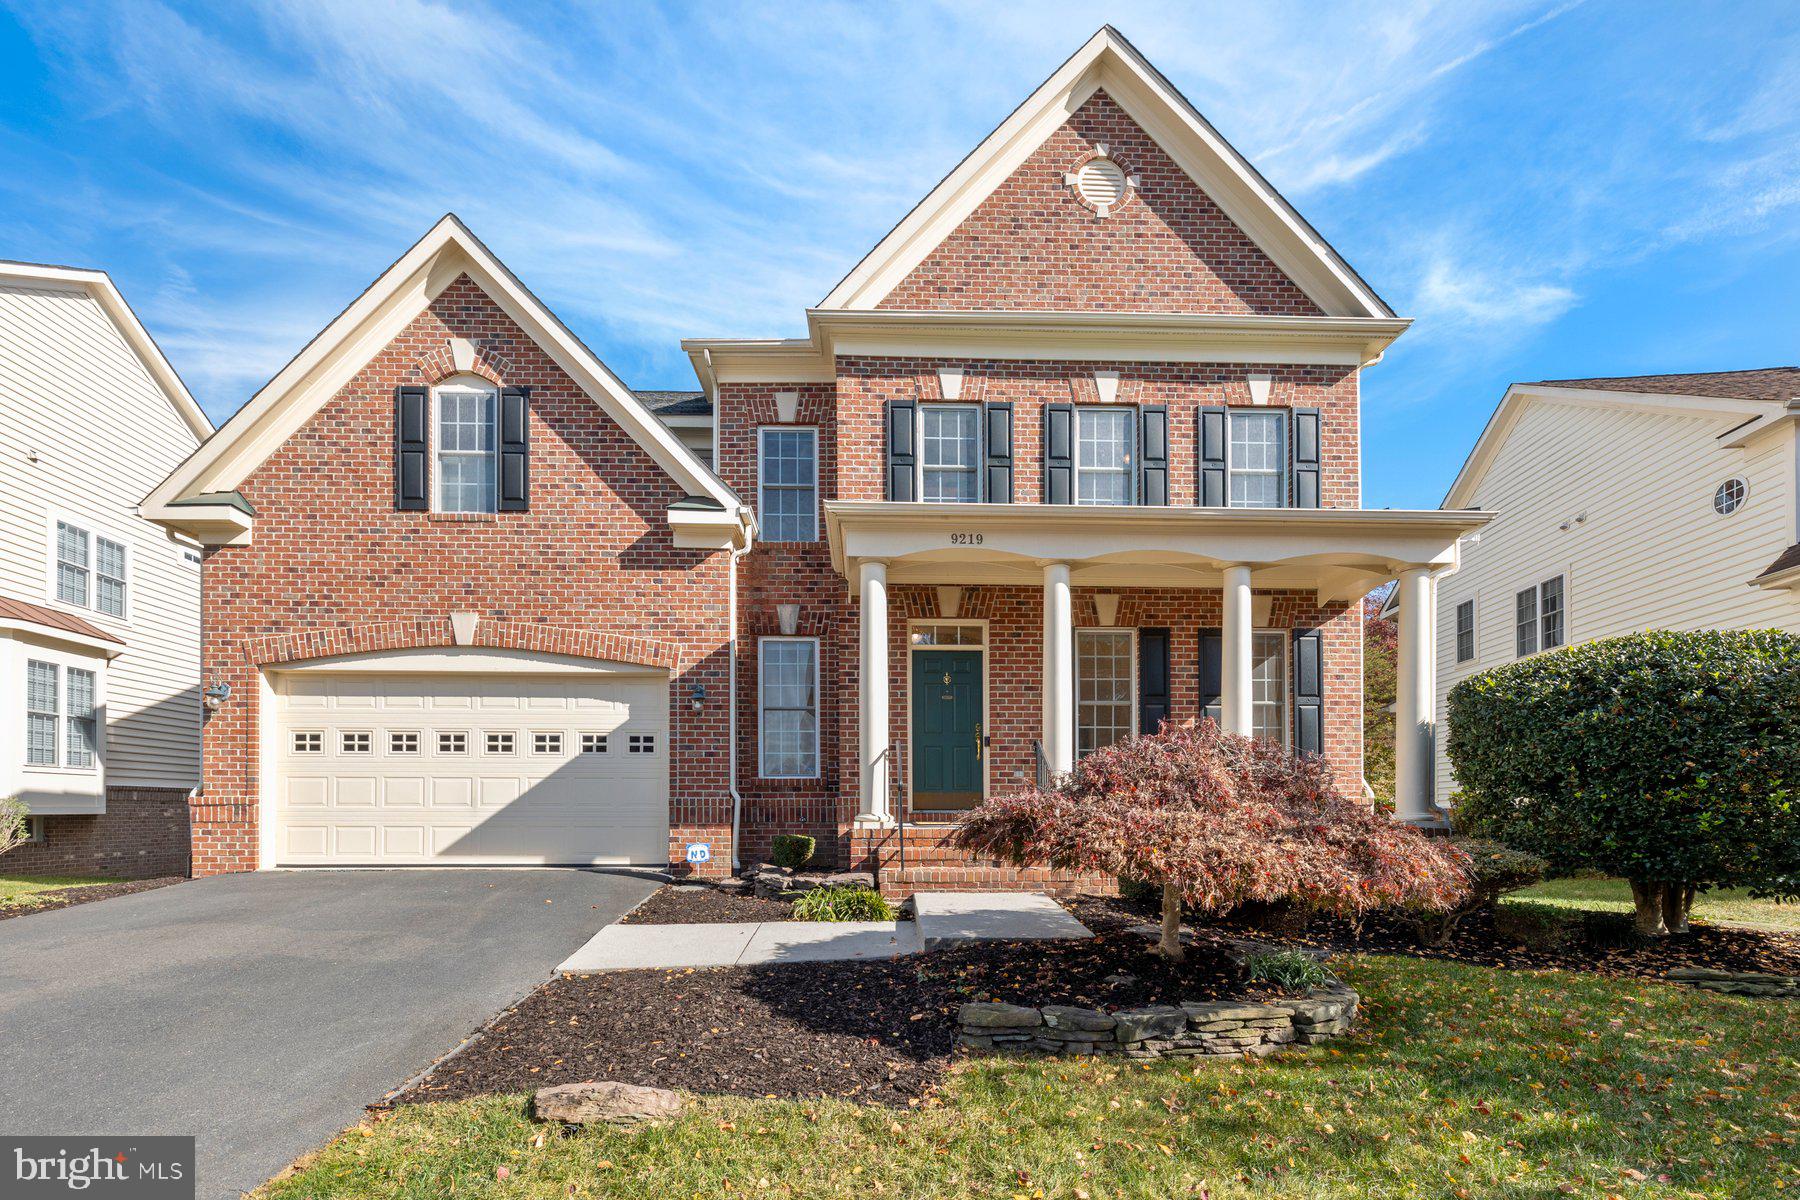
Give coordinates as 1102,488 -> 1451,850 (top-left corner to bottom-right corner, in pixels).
273,669 -> 669,866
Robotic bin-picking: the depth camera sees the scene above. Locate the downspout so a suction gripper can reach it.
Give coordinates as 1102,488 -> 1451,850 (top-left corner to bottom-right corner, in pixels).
727,528 -> 748,871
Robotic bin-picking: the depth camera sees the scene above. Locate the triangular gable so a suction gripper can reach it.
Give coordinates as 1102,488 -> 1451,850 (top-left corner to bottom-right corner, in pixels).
0,260 -> 212,442
144,216 -> 743,544
819,26 -> 1392,319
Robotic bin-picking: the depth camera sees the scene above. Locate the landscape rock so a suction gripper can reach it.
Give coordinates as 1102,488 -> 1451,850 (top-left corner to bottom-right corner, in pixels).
1113,1006 -> 1187,1042
957,1002 -> 1042,1029
534,1081 -> 685,1127
1041,1005 -> 1115,1032
821,871 -> 877,891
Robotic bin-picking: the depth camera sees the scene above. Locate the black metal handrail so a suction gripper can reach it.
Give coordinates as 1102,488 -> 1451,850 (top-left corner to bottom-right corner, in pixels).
1033,739 -> 1051,789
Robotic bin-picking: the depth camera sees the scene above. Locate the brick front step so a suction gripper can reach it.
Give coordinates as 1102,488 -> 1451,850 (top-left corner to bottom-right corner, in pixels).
843,823 -> 1116,899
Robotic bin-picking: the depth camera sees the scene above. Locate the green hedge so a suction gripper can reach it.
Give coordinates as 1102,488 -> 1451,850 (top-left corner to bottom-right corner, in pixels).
1448,629 -> 1800,895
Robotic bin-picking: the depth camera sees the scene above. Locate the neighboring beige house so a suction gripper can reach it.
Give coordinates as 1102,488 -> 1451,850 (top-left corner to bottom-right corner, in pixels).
1422,367 -> 1800,803
0,260 -> 212,876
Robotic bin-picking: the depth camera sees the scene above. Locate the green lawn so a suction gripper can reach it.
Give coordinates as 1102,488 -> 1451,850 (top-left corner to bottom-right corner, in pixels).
260,954 -> 1800,1200
1511,877 -> 1800,932
0,874 -> 111,909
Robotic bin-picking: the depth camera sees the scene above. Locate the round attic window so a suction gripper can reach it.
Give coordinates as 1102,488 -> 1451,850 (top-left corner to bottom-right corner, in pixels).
1714,477 -> 1748,516
1076,158 -> 1129,210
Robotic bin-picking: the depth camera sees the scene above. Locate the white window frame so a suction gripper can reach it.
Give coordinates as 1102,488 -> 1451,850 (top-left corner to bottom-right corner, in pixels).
1250,629 -> 1291,748
1514,576 -> 1567,658
759,635 -> 821,779
916,403 -> 983,504
1075,627 -> 1138,758
1454,599 -> 1476,664
757,426 -> 820,541
46,513 -> 130,621
1226,409 -> 1290,509
1074,406 -> 1136,506
23,657 -> 101,773
432,376 -> 500,514
25,659 -> 61,768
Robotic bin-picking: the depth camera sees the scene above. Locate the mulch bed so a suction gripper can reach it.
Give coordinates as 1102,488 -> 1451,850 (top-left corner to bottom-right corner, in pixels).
1074,894 -> 1800,981
395,918 -> 1253,1109
0,876 -> 184,921
620,885 -> 798,925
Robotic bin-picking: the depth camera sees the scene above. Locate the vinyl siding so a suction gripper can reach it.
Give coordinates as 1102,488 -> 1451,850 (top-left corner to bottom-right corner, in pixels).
0,282 -> 203,788
1435,397 -> 1799,801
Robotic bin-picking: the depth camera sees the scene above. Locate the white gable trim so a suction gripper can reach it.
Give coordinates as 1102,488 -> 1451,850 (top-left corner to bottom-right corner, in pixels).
1443,383 -> 1781,510
0,260 -> 212,443
143,216 -> 745,545
817,27 -> 1392,320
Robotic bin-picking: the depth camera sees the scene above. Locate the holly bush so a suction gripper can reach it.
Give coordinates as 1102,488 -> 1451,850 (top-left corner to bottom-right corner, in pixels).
1448,629 -> 1800,933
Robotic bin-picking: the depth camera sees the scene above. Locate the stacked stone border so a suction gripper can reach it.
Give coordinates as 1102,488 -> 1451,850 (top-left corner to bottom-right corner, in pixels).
957,983 -> 1358,1060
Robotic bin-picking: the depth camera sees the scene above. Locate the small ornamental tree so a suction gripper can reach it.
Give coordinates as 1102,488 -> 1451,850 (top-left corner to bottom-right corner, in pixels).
1449,629 -> 1800,936
0,797 -> 28,859
951,722 -> 1469,960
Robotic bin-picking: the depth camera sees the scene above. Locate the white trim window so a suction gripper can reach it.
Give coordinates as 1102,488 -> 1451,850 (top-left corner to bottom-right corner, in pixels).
24,660 -> 97,770
1228,410 -> 1287,508
758,427 -> 819,541
1514,576 -> 1566,657
1076,628 -> 1135,757
759,636 -> 820,778
53,521 -> 127,617
435,379 -> 499,513
920,404 -> 980,503
1250,631 -> 1288,746
1454,599 -> 1476,663
1075,407 -> 1134,505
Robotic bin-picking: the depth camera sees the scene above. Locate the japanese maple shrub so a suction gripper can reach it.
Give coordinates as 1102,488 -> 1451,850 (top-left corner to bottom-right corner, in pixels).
1449,629 -> 1800,936
951,723 -> 1469,960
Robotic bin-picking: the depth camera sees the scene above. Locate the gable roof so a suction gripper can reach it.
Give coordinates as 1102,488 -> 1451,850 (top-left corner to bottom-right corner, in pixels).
818,26 -> 1393,319
143,216 -> 745,547
0,259 -> 212,442
1532,367 -> 1800,402
1443,373 -> 1796,510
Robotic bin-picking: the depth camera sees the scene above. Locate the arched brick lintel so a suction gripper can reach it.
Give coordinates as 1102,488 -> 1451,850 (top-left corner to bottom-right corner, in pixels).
245,618 -> 684,672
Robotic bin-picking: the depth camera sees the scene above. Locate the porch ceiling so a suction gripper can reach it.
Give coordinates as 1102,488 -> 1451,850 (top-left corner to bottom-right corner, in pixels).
824,502 -> 1493,602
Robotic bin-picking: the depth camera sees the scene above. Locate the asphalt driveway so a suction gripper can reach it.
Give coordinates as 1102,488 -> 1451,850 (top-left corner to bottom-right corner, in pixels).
0,868 -> 660,1198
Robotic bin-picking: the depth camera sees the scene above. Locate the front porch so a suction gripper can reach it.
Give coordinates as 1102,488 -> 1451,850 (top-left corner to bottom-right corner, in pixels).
825,502 -> 1492,866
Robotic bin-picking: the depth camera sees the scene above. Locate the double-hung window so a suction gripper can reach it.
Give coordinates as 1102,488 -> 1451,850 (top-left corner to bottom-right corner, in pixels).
759,637 -> 819,778
1455,600 -> 1475,663
24,660 -> 97,770
1514,576 -> 1566,657
435,381 -> 498,513
1228,411 -> 1287,508
759,427 -> 819,540
1075,408 -> 1134,505
1250,631 -> 1289,745
920,405 -> 980,502
54,521 -> 127,616
1076,629 -> 1135,758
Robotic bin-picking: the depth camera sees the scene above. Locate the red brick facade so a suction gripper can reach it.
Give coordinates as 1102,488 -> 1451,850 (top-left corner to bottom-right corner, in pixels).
185,87 -> 1374,890
0,787 -> 191,878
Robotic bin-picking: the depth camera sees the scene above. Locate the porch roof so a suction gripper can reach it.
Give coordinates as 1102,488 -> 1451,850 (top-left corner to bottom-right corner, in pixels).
824,502 -> 1493,601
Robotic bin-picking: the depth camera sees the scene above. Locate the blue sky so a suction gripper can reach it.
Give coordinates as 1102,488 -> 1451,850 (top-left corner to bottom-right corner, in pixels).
3,1 -> 1797,508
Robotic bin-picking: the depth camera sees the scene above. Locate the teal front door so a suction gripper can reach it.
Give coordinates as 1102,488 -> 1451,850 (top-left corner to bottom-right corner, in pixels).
911,649 -> 983,815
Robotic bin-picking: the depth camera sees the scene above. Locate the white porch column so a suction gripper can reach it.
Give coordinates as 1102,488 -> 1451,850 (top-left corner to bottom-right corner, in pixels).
1042,561 -> 1075,775
1393,567 -> 1437,823
856,559 -> 892,825
1219,564 -> 1254,736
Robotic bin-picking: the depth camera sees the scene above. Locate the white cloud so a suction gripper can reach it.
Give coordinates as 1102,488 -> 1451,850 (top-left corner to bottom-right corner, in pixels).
1414,254 -> 1578,330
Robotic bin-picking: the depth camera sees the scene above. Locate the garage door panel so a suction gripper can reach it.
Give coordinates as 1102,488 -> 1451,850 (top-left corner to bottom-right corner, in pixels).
276,669 -> 670,866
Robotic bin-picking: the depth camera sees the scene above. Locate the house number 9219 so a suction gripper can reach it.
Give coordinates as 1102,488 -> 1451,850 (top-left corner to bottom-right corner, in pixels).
949,532 -> 984,545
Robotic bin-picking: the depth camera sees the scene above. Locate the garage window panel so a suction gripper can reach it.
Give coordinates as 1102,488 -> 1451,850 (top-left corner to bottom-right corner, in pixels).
533,732 -> 564,755
629,734 -> 656,754
580,733 -> 609,753
292,730 -> 323,754
484,731 -> 515,754
389,731 -> 420,754
437,731 -> 469,754
341,731 -> 372,754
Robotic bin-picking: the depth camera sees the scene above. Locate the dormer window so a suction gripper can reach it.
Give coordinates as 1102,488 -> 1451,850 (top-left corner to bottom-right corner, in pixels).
394,379 -> 528,514
435,378 -> 499,513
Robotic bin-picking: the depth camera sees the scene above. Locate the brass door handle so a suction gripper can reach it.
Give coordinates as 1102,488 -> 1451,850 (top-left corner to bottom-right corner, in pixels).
974,723 -> 984,761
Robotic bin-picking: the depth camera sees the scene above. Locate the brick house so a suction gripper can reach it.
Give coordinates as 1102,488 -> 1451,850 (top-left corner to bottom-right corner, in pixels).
144,28 -> 1484,888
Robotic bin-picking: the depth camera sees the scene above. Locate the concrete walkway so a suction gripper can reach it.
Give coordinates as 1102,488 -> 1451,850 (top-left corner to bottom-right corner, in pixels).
559,891 -> 1093,972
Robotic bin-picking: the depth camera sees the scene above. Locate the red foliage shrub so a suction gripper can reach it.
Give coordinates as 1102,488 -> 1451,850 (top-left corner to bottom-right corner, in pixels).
953,722 -> 1469,919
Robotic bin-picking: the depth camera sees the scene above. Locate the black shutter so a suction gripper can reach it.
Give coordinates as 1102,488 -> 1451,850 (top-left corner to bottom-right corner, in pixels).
498,387 -> 530,512
1293,627 -> 1323,755
1138,404 -> 1167,506
1198,406 -> 1227,507
885,398 -> 916,502
983,401 -> 1013,503
1199,627 -> 1223,726
1138,627 -> 1170,736
1292,407 -> 1321,509
1043,402 -> 1074,504
394,385 -> 430,511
